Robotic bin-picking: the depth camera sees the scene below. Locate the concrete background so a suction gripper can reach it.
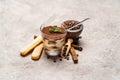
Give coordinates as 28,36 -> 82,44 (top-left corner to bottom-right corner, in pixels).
0,0 -> 120,80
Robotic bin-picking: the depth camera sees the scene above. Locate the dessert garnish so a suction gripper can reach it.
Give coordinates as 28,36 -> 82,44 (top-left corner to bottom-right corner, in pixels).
49,26 -> 61,33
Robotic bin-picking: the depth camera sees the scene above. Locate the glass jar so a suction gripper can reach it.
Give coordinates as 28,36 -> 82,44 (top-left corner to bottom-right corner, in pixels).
40,25 -> 66,57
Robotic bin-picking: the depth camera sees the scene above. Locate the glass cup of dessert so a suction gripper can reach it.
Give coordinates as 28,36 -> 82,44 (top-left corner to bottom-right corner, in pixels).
40,25 -> 67,57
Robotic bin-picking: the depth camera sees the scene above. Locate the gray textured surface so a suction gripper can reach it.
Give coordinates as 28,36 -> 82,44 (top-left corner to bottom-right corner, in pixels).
1,0 -> 120,80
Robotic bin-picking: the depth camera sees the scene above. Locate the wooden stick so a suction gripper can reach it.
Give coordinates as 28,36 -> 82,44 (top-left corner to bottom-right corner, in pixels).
70,47 -> 78,64
31,43 -> 44,60
20,36 -> 43,56
61,38 -> 73,58
65,38 -> 73,56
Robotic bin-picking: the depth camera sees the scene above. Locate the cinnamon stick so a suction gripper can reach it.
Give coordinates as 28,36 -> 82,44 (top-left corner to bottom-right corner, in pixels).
70,47 -> 78,63
71,44 -> 83,51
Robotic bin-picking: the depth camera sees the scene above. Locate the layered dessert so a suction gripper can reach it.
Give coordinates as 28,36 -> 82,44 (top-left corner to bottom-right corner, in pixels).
41,26 -> 66,56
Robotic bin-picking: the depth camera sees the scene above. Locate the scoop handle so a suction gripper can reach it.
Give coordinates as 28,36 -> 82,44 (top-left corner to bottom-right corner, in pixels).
67,18 -> 90,31
67,38 -> 73,44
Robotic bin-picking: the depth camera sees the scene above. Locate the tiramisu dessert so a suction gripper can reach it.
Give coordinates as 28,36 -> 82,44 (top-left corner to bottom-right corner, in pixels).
40,26 -> 66,56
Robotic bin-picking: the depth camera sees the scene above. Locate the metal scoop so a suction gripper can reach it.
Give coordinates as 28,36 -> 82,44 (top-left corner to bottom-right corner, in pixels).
67,18 -> 90,32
